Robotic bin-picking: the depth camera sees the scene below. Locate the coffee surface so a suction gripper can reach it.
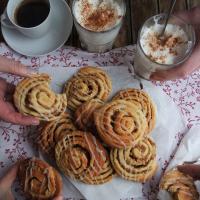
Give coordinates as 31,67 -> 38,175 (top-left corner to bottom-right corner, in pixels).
15,0 -> 50,28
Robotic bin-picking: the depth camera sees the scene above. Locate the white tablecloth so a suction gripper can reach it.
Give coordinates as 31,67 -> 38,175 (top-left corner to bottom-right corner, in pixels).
0,43 -> 200,199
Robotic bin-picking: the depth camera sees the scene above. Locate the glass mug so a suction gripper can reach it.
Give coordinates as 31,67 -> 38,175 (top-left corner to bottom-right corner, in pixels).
72,0 -> 126,53
134,13 -> 196,80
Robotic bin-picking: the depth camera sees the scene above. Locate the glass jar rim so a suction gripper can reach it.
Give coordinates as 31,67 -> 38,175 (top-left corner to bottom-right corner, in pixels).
138,13 -> 196,67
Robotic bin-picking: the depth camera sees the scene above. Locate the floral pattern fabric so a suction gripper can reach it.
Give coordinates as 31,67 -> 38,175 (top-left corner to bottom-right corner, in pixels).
0,43 -> 200,199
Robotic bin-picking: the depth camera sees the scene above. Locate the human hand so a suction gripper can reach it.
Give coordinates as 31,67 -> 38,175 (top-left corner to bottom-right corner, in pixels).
0,163 -> 19,200
0,56 -> 36,77
0,56 -> 39,125
0,164 -> 63,200
178,164 -> 200,180
151,6 -> 200,81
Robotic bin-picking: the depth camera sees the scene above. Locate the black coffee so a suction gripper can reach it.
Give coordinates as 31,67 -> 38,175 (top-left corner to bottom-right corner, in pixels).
15,0 -> 50,28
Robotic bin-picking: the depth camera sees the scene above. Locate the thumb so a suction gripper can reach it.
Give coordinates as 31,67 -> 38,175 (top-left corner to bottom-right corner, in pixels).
177,164 -> 200,180
2,189 -> 15,200
0,56 -> 37,77
0,163 -> 19,189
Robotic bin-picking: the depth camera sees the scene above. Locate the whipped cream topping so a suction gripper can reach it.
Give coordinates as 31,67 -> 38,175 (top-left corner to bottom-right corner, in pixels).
140,24 -> 190,64
73,0 -> 123,32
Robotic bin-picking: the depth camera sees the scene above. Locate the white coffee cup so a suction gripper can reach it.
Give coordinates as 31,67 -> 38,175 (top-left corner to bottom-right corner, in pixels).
1,0 -> 52,38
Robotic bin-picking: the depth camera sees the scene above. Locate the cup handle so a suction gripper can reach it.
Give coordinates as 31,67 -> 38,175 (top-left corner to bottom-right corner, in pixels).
1,11 -> 15,29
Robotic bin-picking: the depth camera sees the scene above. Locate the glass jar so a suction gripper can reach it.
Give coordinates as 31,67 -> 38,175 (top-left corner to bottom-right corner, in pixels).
72,0 -> 126,53
134,13 -> 196,80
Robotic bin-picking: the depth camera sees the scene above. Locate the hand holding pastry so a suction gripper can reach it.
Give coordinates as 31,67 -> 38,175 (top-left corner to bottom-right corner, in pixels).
18,158 -> 63,200
0,56 -> 39,125
160,169 -> 199,200
0,163 -> 19,200
0,161 -> 63,200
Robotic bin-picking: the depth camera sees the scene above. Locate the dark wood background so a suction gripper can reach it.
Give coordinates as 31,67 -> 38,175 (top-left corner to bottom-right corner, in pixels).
0,0 -> 200,48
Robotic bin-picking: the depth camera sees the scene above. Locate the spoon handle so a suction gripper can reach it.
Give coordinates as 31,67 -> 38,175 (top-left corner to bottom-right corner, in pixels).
160,0 -> 177,37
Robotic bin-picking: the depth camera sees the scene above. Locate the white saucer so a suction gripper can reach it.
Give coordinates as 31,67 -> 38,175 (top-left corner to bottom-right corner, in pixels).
1,0 -> 73,57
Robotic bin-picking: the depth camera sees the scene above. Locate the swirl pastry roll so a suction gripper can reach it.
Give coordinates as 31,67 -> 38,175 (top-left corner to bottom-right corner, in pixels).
75,99 -> 104,130
113,88 -> 156,134
64,67 -> 112,111
38,113 -> 77,155
110,137 -> 157,182
55,131 -> 112,184
18,158 -> 62,200
86,157 -> 114,184
94,100 -> 147,148
14,74 -> 67,121
160,169 -> 199,200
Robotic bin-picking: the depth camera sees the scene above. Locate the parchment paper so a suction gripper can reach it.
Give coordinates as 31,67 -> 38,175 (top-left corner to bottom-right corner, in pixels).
39,65 -> 187,200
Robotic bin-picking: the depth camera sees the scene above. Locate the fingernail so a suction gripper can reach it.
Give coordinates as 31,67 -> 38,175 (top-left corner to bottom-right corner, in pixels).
32,119 -> 40,125
24,67 -> 38,76
28,69 -> 38,75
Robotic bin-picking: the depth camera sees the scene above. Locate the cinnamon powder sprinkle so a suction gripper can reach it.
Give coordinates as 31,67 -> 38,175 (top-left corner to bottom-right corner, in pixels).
84,8 -> 117,32
79,0 -> 120,32
147,33 -> 184,63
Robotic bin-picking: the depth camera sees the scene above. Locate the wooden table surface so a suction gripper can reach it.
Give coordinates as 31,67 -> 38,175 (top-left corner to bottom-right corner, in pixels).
0,0 -> 200,48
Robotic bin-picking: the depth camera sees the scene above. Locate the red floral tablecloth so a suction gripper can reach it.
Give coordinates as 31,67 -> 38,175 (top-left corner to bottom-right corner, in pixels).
0,42 -> 200,199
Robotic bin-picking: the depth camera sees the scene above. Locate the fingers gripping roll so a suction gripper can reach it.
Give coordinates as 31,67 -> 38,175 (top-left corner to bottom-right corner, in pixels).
160,169 -> 199,200
18,158 -> 62,200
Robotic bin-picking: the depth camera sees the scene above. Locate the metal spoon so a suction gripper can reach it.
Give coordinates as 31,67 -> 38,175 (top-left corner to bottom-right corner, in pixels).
159,0 -> 177,37
125,61 -> 144,90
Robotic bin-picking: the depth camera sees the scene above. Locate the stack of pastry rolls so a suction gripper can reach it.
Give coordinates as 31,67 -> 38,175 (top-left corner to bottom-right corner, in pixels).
15,66 -> 158,185
94,88 -> 157,183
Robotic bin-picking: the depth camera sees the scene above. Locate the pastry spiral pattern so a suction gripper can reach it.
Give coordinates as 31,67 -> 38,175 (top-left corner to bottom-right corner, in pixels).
55,131 -> 111,184
94,100 -> 147,148
86,157 -> 114,184
110,137 -> 157,182
64,67 -> 112,111
160,169 -> 199,200
18,158 -> 62,200
14,74 -> 67,121
38,113 -> 77,155
75,99 -> 104,130
113,88 -> 156,134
